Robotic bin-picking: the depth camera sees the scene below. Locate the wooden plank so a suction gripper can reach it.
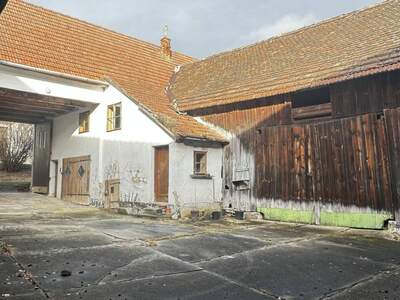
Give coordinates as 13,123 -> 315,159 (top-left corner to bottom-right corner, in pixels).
292,103 -> 332,120
304,125 -> 312,201
385,109 -> 400,219
339,118 -> 352,207
299,126 -> 306,200
332,120 -> 342,202
0,97 -> 73,113
366,115 -> 378,208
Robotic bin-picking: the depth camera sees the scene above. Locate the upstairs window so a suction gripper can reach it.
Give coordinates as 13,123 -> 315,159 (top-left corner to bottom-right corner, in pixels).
79,111 -> 90,134
292,87 -> 332,120
194,151 -> 207,175
107,103 -> 121,131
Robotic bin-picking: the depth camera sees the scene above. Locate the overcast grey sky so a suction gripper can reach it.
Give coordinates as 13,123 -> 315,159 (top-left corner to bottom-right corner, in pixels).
29,0 -> 380,59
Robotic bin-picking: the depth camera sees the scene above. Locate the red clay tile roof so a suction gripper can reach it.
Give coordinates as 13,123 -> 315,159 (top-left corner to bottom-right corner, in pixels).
169,0 -> 400,111
0,0 -> 225,142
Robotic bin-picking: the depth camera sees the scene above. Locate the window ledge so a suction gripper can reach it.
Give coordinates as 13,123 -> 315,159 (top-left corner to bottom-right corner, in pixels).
106,128 -> 121,133
191,174 -> 212,180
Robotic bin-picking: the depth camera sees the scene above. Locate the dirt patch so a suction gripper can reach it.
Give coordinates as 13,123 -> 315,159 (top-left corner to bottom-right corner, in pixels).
0,241 -> 11,255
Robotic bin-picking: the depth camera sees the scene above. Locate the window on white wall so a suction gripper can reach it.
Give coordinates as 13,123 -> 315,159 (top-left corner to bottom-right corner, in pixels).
79,111 -> 90,134
194,151 -> 207,175
107,103 -> 121,131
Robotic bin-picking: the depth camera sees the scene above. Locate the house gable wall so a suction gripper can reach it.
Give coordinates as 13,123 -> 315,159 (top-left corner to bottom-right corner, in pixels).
50,84 -> 174,206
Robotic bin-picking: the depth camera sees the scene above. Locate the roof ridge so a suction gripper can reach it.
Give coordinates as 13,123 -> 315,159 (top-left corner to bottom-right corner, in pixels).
20,0 -> 194,61
184,0 -> 388,65
170,0 -> 400,111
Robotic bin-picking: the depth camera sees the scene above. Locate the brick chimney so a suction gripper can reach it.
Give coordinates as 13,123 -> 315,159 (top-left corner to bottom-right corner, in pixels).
161,25 -> 172,58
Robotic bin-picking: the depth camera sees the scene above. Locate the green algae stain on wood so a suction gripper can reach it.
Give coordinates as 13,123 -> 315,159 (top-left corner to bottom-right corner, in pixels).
257,208 -> 315,224
320,212 -> 392,229
257,207 -> 392,229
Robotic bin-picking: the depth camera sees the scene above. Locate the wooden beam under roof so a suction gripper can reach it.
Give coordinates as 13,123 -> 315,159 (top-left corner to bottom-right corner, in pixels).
0,102 -> 60,117
0,87 -> 96,109
0,97 -> 75,113
0,86 -> 98,123
0,108 -> 51,120
0,113 -> 47,124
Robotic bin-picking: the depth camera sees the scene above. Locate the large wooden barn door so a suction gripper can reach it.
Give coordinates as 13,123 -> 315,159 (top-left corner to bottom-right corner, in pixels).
385,108 -> 400,220
154,146 -> 169,202
62,155 -> 91,205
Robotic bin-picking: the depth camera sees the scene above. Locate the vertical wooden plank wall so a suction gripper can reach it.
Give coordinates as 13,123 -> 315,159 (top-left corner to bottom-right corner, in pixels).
331,70 -> 400,117
385,108 -> 400,219
197,71 -> 400,214
224,113 -> 394,212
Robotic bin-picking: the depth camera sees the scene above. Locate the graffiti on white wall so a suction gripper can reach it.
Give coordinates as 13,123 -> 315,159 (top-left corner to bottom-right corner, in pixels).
89,166 -> 105,208
104,160 -> 119,180
89,197 -> 104,208
88,161 -> 151,208
129,169 -> 147,186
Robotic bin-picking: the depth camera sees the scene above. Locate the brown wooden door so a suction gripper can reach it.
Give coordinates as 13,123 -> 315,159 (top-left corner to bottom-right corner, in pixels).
105,179 -> 120,209
154,146 -> 169,202
62,155 -> 91,205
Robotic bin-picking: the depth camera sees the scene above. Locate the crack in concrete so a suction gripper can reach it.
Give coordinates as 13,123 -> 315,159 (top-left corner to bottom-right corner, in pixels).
191,234 -> 324,265
145,244 -> 276,299
100,269 -> 204,286
95,253 -> 163,285
142,230 -> 209,242
101,231 -> 129,241
200,268 -> 278,299
319,266 -> 400,299
1,240 -> 50,299
70,247 -> 204,296
10,241 -> 139,256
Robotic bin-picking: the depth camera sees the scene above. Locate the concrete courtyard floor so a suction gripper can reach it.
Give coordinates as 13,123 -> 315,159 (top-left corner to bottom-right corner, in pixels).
0,193 -> 400,300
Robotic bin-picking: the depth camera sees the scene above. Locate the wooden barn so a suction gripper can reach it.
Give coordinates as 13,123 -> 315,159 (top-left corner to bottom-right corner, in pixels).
168,0 -> 400,228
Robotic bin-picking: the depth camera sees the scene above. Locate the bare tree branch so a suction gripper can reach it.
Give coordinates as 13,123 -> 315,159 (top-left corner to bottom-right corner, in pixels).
0,123 -> 33,172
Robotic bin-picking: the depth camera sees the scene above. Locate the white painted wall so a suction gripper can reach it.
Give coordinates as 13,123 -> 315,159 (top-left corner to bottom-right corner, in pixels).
50,84 -> 174,206
50,83 -> 224,209
0,65 -> 104,104
169,142 -> 223,210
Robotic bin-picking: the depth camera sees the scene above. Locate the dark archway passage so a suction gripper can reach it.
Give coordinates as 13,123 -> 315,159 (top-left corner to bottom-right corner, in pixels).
0,87 -> 94,194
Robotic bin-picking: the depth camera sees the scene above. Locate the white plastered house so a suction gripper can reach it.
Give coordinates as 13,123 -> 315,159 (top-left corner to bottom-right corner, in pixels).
0,0 -> 226,214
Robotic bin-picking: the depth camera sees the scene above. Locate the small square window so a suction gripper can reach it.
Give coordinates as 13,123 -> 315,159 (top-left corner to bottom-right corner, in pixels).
292,87 -> 332,120
107,103 -> 121,131
194,151 -> 207,175
79,111 -> 90,134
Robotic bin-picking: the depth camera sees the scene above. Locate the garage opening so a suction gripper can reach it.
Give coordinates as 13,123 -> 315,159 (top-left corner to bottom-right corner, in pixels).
0,86 -> 95,196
